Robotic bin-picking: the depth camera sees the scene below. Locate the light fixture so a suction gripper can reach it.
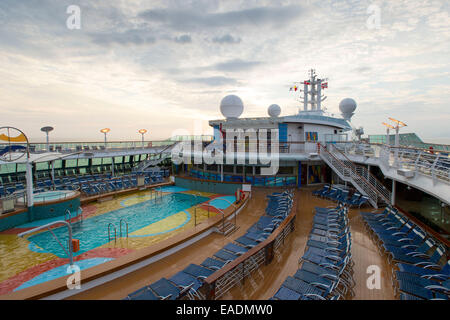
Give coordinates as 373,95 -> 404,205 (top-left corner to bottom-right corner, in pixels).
388,117 -> 407,128
40,126 -> 54,151
100,128 -> 110,148
138,129 -> 147,148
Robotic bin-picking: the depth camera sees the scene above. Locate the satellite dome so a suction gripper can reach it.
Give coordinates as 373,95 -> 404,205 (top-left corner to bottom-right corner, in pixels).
339,98 -> 357,120
220,95 -> 244,119
268,104 -> 281,118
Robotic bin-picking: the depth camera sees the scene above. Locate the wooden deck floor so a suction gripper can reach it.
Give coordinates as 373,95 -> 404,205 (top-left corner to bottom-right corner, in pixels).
68,187 -> 395,300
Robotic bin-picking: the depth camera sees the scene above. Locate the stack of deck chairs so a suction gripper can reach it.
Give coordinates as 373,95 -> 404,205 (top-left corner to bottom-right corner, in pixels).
361,206 -> 449,300
312,184 -> 369,208
123,190 -> 294,300
272,203 -> 355,300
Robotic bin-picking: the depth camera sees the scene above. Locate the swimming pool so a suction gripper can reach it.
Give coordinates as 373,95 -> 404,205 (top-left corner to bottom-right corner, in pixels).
17,190 -> 76,205
28,192 -> 209,258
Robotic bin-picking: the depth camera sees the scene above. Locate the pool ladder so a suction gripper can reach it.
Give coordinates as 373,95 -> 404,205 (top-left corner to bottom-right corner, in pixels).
119,218 -> 129,238
108,223 -> 117,243
65,207 -> 83,225
108,219 -> 128,243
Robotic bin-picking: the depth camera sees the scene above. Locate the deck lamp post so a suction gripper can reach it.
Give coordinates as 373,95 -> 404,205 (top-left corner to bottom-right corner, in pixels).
388,117 -> 407,167
381,122 -> 394,146
40,126 -> 54,151
100,128 -> 110,148
138,129 -> 147,148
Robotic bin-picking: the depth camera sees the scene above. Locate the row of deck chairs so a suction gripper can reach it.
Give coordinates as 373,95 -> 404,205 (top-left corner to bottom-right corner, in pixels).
361,206 -> 449,300
80,173 -> 164,197
272,203 -> 355,300
123,190 -> 295,300
313,185 -> 369,208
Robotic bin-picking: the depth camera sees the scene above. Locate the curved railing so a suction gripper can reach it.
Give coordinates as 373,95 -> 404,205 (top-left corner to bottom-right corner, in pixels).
203,191 -> 297,299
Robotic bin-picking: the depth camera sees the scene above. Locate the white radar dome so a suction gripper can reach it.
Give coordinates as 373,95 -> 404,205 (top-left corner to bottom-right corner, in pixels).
268,104 -> 281,118
220,95 -> 244,119
339,98 -> 357,120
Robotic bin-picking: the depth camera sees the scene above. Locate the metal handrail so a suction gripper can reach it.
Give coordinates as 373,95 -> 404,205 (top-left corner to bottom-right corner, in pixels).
319,143 -> 389,207
18,220 -> 74,266
119,218 -> 128,238
329,144 -> 391,202
108,223 -> 117,243
65,209 -> 72,224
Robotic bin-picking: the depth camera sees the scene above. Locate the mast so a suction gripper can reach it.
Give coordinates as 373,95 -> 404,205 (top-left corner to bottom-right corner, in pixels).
297,69 -> 328,113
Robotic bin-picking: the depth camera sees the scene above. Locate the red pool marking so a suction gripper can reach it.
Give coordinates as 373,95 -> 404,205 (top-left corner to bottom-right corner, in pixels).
0,227 -> 36,235
0,247 -> 134,296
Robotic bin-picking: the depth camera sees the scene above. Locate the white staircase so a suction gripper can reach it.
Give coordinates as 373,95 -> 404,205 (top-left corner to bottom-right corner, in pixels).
133,144 -> 174,172
318,143 -> 391,208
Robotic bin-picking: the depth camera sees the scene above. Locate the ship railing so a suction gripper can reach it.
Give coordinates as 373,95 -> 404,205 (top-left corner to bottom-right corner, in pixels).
331,141 -> 450,185
203,192 -> 297,300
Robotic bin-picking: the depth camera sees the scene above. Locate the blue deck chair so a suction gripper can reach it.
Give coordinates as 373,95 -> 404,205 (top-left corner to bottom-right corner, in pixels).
213,249 -> 239,262
244,231 -> 270,242
357,195 -> 369,207
397,260 -> 450,281
281,276 -> 328,299
169,271 -> 203,300
335,190 -> 349,203
201,257 -> 227,271
223,243 -> 249,256
389,242 -> 446,268
149,278 -> 183,300
235,236 -> 259,248
272,286 -> 302,300
124,286 -> 164,300
400,292 -> 424,300
345,192 -> 361,206
293,269 -> 344,296
312,185 -> 330,197
397,279 -> 449,300
183,264 -> 215,279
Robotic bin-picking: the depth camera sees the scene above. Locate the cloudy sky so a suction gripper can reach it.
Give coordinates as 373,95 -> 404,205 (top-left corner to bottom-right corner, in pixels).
0,0 -> 449,143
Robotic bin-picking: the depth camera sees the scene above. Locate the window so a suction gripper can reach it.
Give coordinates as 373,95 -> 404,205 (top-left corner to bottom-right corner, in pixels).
114,156 -> 123,164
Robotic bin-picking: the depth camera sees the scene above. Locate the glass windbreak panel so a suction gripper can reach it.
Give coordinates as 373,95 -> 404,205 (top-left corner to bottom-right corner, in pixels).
36,162 -> 49,171
114,156 -> 123,164
53,160 -> 62,169
92,158 -> 102,166
65,159 -> 78,168
78,158 -> 89,167
16,163 -> 26,173
0,163 -> 16,174
124,156 -> 130,163
102,157 -> 112,165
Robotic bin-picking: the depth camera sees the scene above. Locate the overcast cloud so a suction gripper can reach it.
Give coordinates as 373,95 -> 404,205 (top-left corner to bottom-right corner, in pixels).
0,0 -> 449,143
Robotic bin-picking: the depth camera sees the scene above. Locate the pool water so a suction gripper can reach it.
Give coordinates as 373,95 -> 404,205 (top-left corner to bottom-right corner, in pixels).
28,193 -> 209,258
209,196 -> 237,210
33,190 -> 75,202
